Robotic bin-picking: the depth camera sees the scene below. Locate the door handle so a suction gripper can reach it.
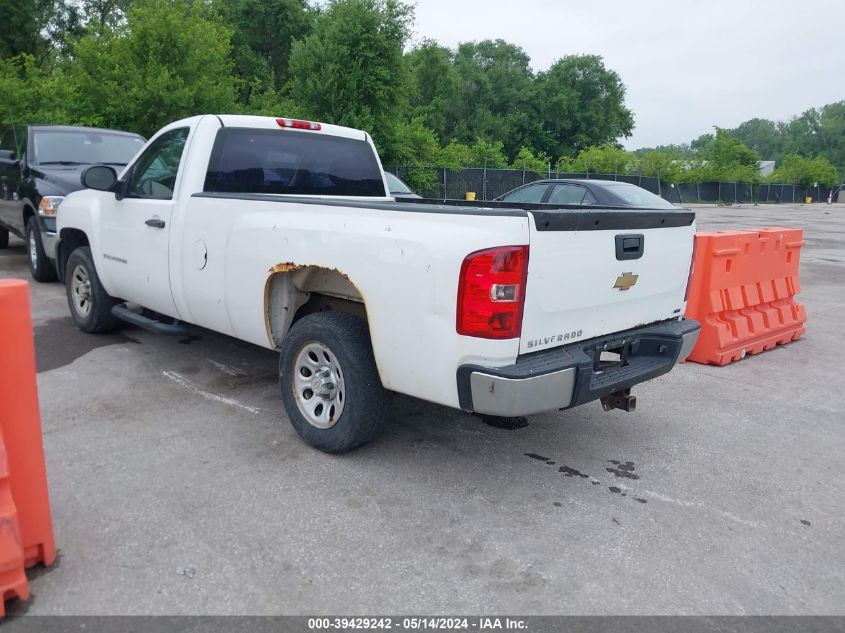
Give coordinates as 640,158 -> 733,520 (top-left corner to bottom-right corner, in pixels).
145,218 -> 166,229
615,234 -> 644,260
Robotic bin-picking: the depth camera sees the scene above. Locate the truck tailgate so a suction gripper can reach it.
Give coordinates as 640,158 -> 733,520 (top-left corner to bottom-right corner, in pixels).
519,209 -> 695,355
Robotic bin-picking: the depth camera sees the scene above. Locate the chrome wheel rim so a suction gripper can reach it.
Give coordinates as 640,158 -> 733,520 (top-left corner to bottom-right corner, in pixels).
70,264 -> 93,318
28,230 -> 38,269
292,342 -> 346,429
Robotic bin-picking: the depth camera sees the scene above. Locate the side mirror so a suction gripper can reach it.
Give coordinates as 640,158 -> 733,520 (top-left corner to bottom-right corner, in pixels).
81,165 -> 117,191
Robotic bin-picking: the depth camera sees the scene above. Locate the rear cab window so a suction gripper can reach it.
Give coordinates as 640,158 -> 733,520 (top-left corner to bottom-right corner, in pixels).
204,128 -> 386,197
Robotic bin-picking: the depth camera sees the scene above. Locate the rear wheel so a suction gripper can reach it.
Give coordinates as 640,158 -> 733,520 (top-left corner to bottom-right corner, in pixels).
279,311 -> 392,453
0,226 -> 8,249
26,217 -> 57,282
65,246 -> 119,333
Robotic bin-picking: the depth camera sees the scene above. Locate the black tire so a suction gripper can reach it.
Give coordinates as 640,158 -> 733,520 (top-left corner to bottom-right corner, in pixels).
0,226 -> 8,249
65,246 -> 119,333
26,217 -> 58,282
279,311 -> 392,453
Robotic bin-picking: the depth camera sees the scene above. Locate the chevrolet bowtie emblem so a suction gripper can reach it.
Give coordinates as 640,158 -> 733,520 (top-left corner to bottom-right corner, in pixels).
613,272 -> 638,291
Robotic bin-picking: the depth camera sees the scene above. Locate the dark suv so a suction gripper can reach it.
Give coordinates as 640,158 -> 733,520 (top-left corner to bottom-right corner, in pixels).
0,125 -> 145,281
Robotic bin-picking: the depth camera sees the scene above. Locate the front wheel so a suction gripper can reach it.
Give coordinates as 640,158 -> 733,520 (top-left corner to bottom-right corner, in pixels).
65,246 -> 119,333
279,311 -> 392,453
0,226 -> 8,249
25,217 -> 57,282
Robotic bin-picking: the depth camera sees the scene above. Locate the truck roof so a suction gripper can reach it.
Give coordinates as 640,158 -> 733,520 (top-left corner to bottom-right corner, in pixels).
214,115 -> 369,142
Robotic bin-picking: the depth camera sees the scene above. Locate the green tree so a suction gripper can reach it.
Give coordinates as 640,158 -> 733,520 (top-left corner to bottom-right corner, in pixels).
562,144 -> 632,175
68,0 -> 238,136
390,117 -> 440,166
817,101 -> 845,176
451,39 -> 541,157
405,40 -> 463,143
0,0 -> 55,61
468,139 -> 508,168
769,154 -> 838,187
632,148 -> 685,181
286,0 -> 413,158
78,0 -> 130,29
512,147 -> 550,176
437,139 -> 473,169
696,128 -> 761,182
0,54 -> 75,124
214,0 -> 312,103
534,55 -> 633,159
727,117 -> 783,161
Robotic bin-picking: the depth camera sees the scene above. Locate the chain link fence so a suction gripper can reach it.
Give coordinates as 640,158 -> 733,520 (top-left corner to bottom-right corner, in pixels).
387,166 -> 840,204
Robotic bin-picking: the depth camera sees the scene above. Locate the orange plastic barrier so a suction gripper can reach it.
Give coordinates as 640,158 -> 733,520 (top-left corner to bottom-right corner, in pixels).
0,431 -> 29,617
0,280 -> 56,572
684,228 -> 806,366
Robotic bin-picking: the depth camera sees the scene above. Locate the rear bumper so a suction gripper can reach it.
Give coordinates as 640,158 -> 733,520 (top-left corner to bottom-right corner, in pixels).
457,318 -> 700,417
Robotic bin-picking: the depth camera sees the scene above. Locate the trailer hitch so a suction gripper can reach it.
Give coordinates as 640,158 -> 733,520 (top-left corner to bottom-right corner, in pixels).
601,388 -> 637,412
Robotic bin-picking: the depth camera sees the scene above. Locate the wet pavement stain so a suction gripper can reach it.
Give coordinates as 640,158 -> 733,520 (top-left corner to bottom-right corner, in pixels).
527,453 -> 648,507
559,465 -> 590,479
35,317 -> 137,373
525,453 -> 550,461
606,460 -> 640,480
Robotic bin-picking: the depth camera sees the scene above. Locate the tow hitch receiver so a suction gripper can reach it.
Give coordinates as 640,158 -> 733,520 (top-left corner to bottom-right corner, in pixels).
601,388 -> 637,412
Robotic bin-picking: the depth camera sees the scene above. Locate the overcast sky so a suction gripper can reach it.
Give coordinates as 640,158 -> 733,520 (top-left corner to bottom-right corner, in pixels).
409,0 -> 845,151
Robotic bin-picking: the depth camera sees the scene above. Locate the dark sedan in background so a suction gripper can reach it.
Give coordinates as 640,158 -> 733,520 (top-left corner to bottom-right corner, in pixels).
0,125 -> 145,281
496,178 -> 677,209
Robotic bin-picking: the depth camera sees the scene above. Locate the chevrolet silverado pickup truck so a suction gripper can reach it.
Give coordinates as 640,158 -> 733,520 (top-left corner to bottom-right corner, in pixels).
55,114 -> 700,453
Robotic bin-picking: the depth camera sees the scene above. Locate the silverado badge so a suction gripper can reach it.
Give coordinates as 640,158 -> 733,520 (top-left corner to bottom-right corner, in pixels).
613,272 -> 638,291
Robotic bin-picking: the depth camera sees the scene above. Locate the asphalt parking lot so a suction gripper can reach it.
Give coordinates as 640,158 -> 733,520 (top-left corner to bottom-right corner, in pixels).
2,203 -> 843,616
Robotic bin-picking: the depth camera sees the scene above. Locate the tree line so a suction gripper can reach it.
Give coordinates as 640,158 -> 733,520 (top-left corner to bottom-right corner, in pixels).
555,124 -> 841,188
0,0 -> 631,165
1,0 -> 841,188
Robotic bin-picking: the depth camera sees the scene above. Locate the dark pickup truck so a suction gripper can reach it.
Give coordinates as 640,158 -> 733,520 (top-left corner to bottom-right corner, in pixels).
0,125 -> 145,281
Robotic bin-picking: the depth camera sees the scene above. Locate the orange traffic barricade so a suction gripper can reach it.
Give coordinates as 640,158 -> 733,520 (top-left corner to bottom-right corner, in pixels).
0,280 -> 56,576
684,228 -> 806,366
0,429 -> 29,617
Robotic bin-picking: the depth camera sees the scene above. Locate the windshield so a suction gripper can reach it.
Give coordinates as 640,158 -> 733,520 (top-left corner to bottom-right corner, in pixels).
601,182 -> 676,208
32,130 -> 145,166
385,172 -> 413,194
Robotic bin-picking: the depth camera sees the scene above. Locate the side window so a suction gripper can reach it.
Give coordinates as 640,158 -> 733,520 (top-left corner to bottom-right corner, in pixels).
501,184 -> 548,203
582,190 -> 599,205
127,127 -> 189,199
547,184 -> 588,205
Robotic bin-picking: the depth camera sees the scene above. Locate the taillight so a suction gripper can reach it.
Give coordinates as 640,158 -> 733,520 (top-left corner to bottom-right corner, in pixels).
457,245 -> 529,339
276,118 -> 322,131
684,236 -> 697,301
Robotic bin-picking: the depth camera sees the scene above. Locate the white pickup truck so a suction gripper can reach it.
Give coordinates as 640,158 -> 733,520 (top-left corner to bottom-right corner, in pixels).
56,114 -> 699,453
